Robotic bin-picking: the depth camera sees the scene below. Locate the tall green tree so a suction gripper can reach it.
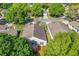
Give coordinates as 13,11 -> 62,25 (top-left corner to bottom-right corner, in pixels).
5,3 -> 29,24
0,33 -> 34,56
41,32 -> 79,56
41,3 -> 49,9
2,3 -> 12,9
31,4 -> 43,17
49,4 -> 65,17
67,32 -> 79,56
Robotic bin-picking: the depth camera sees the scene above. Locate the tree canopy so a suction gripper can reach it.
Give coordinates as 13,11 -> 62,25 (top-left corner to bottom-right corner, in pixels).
31,4 -> 43,17
41,3 -> 49,9
1,3 -> 12,9
49,4 -> 65,17
0,33 -> 34,56
41,32 -> 79,56
4,4 -> 29,24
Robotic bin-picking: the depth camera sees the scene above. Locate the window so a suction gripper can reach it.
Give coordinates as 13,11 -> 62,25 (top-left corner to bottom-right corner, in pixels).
40,42 -> 44,45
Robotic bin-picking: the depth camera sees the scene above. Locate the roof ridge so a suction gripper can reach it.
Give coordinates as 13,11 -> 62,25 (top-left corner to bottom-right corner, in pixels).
32,23 -> 35,37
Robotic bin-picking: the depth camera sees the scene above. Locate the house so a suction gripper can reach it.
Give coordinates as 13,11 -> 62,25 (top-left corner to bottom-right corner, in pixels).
1,9 -> 7,15
0,25 -> 17,36
0,19 -> 7,25
48,22 -> 70,38
21,22 -> 47,46
0,9 -> 7,19
68,21 -> 79,32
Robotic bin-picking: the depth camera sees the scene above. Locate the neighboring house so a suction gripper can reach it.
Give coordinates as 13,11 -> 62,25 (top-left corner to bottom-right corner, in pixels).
68,21 -> 79,32
0,19 -> 7,25
48,22 -> 70,38
21,22 -> 47,46
0,9 -> 7,19
0,25 -> 17,36
1,9 -> 7,15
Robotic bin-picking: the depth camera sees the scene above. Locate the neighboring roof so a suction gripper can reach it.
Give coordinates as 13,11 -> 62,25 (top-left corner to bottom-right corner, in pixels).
1,9 -> 7,14
48,22 -> 70,36
69,21 -> 79,30
22,22 -> 47,41
0,20 -> 7,25
0,14 -> 2,18
33,18 -> 65,23
0,25 -> 17,36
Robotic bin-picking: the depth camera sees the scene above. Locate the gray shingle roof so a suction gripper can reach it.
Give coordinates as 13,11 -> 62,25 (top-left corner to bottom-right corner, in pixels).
48,22 -> 70,36
69,21 -> 79,30
0,25 -> 17,36
22,23 -> 47,41
33,24 -> 46,40
0,20 -> 7,25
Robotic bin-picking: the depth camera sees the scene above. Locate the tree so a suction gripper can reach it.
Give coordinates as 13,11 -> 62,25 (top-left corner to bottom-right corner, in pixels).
41,32 -> 79,56
0,33 -> 34,56
67,32 -> 79,56
2,3 -> 12,9
41,3 -> 49,9
0,3 -> 2,8
49,4 -> 65,17
5,3 -> 29,24
31,4 -> 43,17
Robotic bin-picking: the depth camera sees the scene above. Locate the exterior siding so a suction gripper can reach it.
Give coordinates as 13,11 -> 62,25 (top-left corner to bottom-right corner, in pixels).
68,24 -> 77,32
62,20 -> 69,25
29,37 -> 47,46
47,26 -> 53,39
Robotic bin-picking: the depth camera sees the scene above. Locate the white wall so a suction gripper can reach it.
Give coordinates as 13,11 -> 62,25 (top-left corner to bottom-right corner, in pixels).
68,24 -> 77,32
29,37 -> 47,46
47,26 -> 53,39
62,20 -> 69,25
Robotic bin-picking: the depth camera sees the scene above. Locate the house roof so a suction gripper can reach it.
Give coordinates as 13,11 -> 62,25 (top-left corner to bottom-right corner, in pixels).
0,20 -> 7,25
69,21 -> 79,30
48,22 -> 70,36
33,18 -> 66,24
1,9 -> 7,15
0,25 -> 17,36
21,22 -> 47,41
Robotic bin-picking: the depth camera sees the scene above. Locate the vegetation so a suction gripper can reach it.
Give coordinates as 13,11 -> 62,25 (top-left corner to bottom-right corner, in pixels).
41,3 -> 49,9
14,24 -> 25,31
1,3 -> 79,56
1,3 -> 12,9
0,33 -> 34,56
4,4 -> 29,24
31,4 -> 43,17
41,32 -> 79,56
49,4 -> 65,17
